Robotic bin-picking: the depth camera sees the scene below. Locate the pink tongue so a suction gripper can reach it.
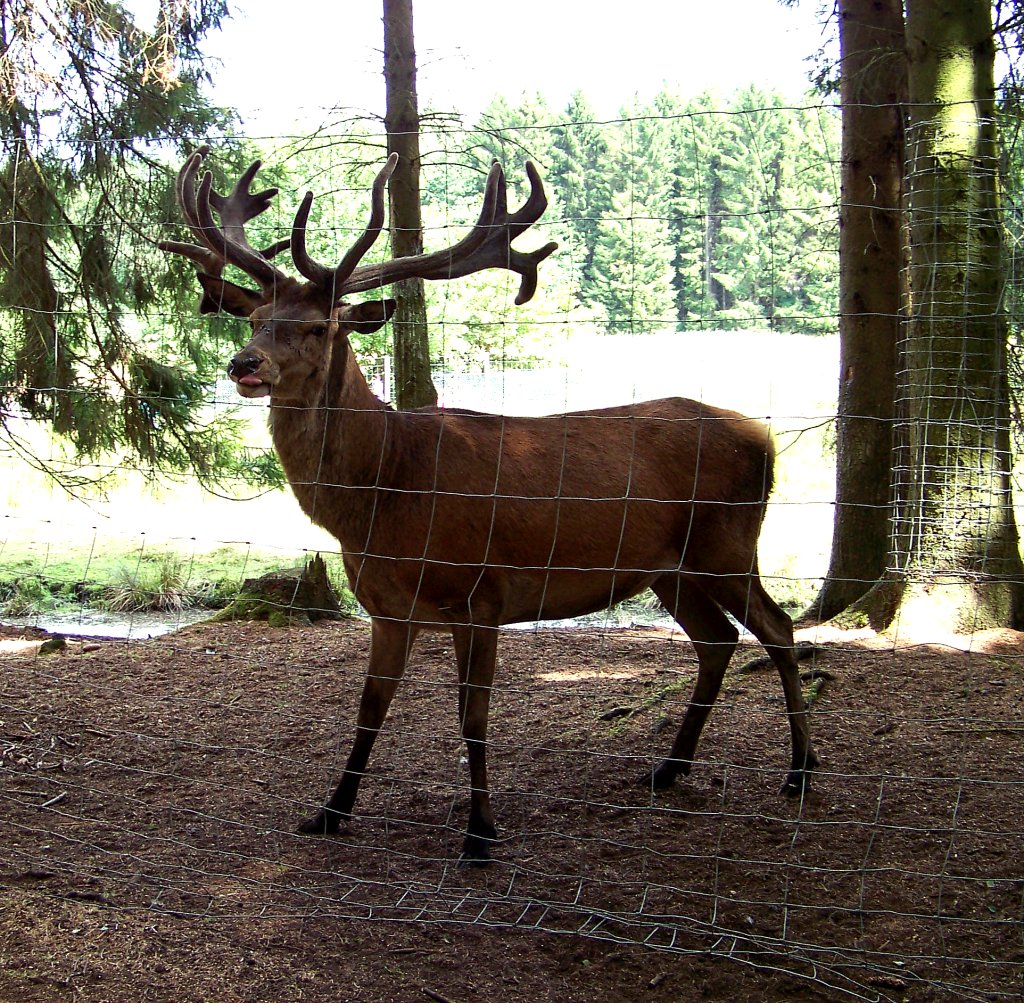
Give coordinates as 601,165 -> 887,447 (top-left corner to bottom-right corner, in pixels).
237,375 -> 264,387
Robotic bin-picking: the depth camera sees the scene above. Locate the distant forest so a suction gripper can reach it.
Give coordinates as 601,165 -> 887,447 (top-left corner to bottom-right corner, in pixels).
419,86 -> 841,345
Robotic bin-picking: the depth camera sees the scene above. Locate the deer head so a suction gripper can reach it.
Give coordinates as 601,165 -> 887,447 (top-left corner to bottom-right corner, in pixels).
160,148 -> 558,402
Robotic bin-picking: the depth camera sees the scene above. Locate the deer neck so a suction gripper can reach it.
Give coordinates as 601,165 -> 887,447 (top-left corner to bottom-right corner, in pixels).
267,340 -> 392,538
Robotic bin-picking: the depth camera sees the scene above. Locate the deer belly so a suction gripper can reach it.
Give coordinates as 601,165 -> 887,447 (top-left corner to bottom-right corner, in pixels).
344,550 -> 661,628
343,492 -> 685,625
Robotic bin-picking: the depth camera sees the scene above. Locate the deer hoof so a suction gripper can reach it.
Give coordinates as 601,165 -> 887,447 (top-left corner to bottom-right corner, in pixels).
460,824 -> 497,866
297,809 -> 343,836
780,748 -> 819,797
649,757 -> 690,790
780,770 -> 812,798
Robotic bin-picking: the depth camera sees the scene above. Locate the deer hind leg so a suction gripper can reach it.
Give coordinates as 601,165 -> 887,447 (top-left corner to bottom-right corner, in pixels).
704,573 -> 819,795
648,575 -> 738,789
298,618 -> 417,836
451,624 -> 500,864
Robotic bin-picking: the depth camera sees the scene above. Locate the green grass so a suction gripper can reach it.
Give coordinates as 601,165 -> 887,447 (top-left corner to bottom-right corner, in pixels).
0,540 -> 355,618
0,462 -> 829,624
11,329 -> 1024,629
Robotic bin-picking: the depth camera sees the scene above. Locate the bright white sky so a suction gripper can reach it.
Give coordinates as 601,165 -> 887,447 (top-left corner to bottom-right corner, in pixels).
174,0 -> 832,135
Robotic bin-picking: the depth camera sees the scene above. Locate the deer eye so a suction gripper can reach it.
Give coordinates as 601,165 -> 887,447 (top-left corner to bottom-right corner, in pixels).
309,323 -> 329,337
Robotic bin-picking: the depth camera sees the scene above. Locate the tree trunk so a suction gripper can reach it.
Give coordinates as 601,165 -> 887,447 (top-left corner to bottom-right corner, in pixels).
807,0 -> 906,621
705,159 -> 729,311
859,0 -> 1024,631
382,0 -> 437,410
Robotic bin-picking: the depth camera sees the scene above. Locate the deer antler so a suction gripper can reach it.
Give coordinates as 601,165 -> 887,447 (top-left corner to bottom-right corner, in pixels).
290,153 -> 400,295
164,149 -> 557,309
159,146 -> 290,288
295,159 -> 557,306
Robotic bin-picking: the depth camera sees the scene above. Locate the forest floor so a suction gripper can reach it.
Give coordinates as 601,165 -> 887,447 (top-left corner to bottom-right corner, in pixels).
1,616 -> 1022,1002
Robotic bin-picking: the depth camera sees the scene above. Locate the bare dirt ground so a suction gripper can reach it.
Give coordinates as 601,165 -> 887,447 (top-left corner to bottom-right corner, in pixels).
1,617 -> 1022,1002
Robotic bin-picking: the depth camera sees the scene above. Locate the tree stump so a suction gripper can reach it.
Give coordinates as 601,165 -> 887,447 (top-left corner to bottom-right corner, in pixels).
215,554 -> 346,626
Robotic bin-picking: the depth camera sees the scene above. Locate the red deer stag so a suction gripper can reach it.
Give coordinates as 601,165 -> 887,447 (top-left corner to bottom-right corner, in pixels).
161,147 -> 818,863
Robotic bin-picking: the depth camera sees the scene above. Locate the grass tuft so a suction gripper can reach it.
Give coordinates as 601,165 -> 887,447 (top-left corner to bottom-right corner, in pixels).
101,556 -> 210,613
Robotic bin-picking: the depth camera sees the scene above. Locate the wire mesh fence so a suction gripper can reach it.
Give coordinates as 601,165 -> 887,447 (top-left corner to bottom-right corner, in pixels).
1,100 -> 1023,1002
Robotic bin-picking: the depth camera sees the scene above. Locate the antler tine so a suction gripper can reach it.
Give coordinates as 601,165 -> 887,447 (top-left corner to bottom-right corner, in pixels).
209,159 -> 279,238
158,146 -> 220,269
176,146 -> 208,230
503,161 -> 558,304
207,159 -> 292,268
508,162 -> 548,236
158,235 -> 290,273
262,238 -> 292,260
291,153 -> 400,296
157,238 -> 223,273
194,168 -> 287,289
160,147 -> 290,280
340,159 -> 556,306
335,153 -> 400,286
335,160 -> 503,297
177,150 -> 227,258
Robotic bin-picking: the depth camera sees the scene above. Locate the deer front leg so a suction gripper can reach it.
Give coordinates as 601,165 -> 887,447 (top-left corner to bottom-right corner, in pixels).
451,624 -> 500,864
299,619 -> 417,835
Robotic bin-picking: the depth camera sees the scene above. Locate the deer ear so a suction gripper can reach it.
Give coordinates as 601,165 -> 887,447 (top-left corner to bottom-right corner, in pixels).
337,299 -> 397,334
196,273 -> 266,317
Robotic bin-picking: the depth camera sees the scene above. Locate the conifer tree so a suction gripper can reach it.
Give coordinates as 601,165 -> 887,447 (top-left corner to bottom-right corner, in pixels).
0,0 -> 248,487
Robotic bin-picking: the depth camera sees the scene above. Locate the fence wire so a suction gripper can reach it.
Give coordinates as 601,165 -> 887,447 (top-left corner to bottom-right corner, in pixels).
1,103 -> 1023,1002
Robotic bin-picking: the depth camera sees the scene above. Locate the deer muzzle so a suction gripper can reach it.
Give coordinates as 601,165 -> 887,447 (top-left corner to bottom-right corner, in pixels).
228,350 -> 274,398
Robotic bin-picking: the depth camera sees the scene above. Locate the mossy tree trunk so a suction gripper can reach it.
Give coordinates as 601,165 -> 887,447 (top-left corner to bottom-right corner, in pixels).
856,0 -> 1024,631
